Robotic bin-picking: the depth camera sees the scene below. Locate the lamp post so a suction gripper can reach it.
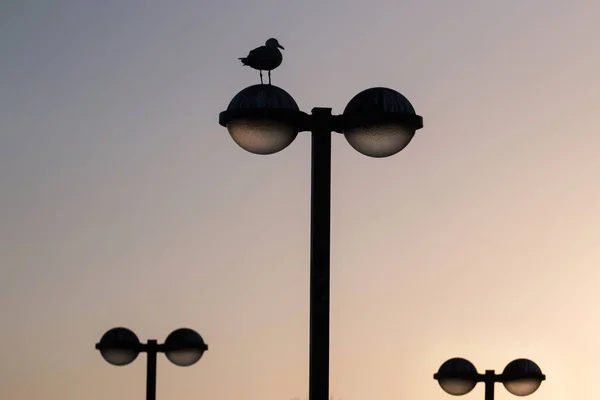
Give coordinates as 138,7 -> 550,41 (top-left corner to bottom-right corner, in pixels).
434,358 -> 546,400
95,327 -> 208,400
219,84 -> 424,400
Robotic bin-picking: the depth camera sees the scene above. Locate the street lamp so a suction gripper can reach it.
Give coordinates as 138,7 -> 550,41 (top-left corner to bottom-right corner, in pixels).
95,327 -> 208,400
434,358 -> 546,400
218,83 -> 424,400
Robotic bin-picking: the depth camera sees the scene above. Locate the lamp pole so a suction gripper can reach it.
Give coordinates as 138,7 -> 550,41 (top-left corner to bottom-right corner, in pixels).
483,370 -> 495,400
309,107 -> 333,400
146,340 -> 158,400
220,84 -> 423,400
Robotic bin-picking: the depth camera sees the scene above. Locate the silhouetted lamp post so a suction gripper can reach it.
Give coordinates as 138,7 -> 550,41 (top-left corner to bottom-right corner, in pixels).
219,84 -> 424,400
95,327 -> 208,400
434,358 -> 546,400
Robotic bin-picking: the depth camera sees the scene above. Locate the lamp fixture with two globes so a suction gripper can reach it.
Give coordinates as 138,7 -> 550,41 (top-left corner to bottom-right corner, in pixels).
95,327 -> 208,400
434,357 -> 546,400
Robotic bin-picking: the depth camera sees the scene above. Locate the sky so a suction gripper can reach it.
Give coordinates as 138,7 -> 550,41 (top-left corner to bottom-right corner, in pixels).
1,1 -> 599,400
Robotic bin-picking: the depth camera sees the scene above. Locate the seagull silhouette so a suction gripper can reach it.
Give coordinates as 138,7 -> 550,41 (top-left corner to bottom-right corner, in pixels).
239,38 -> 284,85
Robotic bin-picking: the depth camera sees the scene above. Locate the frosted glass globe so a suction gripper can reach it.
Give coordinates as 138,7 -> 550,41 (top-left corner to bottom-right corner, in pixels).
228,119 -> 298,155
344,123 -> 415,158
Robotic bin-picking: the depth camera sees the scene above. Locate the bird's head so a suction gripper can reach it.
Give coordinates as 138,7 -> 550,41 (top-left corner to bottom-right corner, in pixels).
266,38 -> 284,50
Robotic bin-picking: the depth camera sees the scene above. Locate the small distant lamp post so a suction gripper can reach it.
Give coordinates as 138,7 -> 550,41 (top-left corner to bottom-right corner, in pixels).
218,84 -> 423,400
434,358 -> 546,400
95,327 -> 208,400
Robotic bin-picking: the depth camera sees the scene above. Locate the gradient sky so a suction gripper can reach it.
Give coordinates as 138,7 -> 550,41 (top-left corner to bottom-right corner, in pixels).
2,1 -> 599,400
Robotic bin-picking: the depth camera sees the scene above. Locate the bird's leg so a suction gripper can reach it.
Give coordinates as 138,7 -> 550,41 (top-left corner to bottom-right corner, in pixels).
260,71 -> 263,84
268,71 -> 272,85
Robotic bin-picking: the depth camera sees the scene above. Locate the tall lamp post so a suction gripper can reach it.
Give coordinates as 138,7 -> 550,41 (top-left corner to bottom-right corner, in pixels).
434,358 -> 546,400
218,84 -> 424,400
95,327 -> 208,400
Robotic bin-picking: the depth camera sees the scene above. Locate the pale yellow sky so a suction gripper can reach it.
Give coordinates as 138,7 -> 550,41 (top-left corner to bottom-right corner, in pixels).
1,1 -> 599,400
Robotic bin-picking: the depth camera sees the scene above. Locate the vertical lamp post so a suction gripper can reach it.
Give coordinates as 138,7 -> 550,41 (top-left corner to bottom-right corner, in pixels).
434,358 -> 546,400
218,84 -> 423,400
95,327 -> 208,400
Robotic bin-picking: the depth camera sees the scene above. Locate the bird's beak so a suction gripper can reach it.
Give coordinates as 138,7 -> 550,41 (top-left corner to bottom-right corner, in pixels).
278,44 -> 285,50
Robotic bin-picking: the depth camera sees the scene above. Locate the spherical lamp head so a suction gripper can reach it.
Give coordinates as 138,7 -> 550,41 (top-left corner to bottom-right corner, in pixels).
502,359 -> 545,396
95,327 -> 141,366
219,84 -> 302,155
342,87 -> 423,158
164,328 -> 208,367
434,358 -> 479,396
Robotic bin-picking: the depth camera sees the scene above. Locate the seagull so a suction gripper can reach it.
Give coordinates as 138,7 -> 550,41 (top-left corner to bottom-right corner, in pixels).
239,38 -> 284,85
